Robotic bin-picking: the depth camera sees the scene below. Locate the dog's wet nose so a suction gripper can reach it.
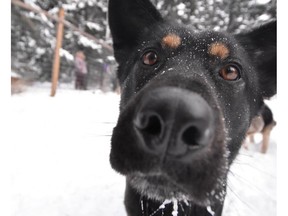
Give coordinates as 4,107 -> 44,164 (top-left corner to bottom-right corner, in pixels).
134,87 -> 215,157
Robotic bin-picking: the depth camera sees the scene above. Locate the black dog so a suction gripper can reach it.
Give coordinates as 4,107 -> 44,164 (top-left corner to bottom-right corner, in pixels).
246,103 -> 276,153
108,0 -> 276,215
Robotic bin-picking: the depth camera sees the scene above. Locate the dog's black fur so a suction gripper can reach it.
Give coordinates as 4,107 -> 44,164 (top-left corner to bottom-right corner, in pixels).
261,104 -> 276,127
108,0 -> 276,215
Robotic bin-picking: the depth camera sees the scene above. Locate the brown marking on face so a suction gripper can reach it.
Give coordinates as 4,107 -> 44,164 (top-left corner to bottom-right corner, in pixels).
161,34 -> 182,49
208,42 -> 230,59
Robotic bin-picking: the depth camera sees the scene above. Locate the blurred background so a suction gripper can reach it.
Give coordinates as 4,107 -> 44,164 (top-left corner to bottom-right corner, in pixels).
11,0 -> 276,93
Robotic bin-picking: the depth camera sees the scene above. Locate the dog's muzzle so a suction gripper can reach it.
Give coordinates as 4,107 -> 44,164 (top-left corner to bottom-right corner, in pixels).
133,87 -> 215,161
111,85 -> 227,204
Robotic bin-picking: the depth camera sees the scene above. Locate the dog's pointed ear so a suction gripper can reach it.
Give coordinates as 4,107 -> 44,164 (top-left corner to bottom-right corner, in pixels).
109,0 -> 163,63
235,21 -> 277,98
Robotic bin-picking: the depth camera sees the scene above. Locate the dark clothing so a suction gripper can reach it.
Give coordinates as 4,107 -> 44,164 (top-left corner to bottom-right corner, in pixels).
74,56 -> 88,90
75,72 -> 87,90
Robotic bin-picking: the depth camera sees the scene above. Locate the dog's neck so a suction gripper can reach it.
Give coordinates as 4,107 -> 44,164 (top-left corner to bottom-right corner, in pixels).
124,183 -> 223,216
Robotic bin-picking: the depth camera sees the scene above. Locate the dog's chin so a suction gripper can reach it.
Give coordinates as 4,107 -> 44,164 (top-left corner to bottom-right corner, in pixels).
127,172 -> 213,207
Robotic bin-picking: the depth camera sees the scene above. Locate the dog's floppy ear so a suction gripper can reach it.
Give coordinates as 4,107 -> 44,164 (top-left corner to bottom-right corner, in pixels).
235,21 -> 277,98
108,0 -> 163,63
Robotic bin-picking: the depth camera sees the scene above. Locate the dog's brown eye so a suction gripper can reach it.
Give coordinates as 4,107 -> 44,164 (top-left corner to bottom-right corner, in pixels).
219,64 -> 241,81
142,51 -> 158,66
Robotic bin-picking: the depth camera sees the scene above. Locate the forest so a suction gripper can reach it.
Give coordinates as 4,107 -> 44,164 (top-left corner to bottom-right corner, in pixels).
11,0 -> 276,91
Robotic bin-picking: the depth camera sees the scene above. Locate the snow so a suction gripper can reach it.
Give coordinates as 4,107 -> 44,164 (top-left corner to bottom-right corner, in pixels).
78,2 -> 85,9
11,83 -> 125,216
172,199 -> 178,216
24,0 -> 37,5
11,71 -> 22,78
62,3 -> 77,12
86,21 -> 104,32
255,0 -> 271,5
36,47 -> 46,55
258,14 -> 271,21
107,56 -> 115,62
60,48 -> 74,61
78,36 -> 102,51
156,1 -> 164,10
10,83 -> 277,216
176,3 -> 186,10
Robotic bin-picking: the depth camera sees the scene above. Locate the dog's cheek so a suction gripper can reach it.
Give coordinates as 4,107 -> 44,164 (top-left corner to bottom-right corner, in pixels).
216,84 -> 252,162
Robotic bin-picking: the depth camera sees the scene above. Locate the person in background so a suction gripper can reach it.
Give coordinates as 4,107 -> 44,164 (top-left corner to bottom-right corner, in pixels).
74,51 -> 88,90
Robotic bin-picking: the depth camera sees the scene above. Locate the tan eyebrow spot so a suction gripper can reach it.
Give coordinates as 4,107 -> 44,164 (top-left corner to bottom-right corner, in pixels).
208,42 -> 229,59
161,34 -> 182,49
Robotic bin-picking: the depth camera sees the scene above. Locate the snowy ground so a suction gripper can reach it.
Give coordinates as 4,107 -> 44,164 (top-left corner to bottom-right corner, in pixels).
10,83 -> 277,216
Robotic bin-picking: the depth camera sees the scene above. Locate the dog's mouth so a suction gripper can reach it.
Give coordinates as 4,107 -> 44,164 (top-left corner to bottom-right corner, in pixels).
127,165 -> 227,207
127,171 -> 191,201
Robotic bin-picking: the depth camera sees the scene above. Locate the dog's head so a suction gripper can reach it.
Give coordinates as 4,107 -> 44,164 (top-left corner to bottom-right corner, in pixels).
108,0 -> 276,207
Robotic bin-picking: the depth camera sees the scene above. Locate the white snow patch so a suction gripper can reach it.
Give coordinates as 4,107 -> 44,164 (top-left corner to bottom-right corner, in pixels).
24,0 -> 36,5
79,36 -> 102,50
11,71 -> 21,78
10,84 -> 277,216
11,84 -> 125,216
62,3 -> 77,11
256,0 -> 271,4
86,22 -> 103,31
78,2 -> 85,9
60,48 -> 74,61
36,47 -> 46,55
258,14 -> 271,21
96,58 -> 104,63
177,10 -> 185,16
176,3 -> 186,10
107,56 -> 115,62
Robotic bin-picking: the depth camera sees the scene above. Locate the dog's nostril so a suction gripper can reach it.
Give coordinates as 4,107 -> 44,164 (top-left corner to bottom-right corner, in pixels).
142,115 -> 162,135
134,113 -> 162,136
182,126 -> 201,147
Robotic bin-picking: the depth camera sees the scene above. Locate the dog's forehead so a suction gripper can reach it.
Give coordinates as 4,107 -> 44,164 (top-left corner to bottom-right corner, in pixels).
155,27 -> 236,57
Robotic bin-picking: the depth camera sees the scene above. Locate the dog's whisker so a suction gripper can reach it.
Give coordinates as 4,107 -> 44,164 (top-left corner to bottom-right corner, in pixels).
227,172 -> 276,216
146,199 -> 149,216
224,195 -> 242,216
178,202 -> 185,214
237,152 -> 254,158
229,170 -> 275,201
226,183 -> 256,213
94,122 -> 117,124
232,160 -> 275,178
94,134 -> 112,137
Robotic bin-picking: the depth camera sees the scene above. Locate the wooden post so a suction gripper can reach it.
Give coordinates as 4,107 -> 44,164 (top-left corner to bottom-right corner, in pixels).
50,7 -> 65,97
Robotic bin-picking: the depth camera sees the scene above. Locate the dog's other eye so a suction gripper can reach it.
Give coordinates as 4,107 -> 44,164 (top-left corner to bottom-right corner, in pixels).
142,51 -> 158,66
219,64 -> 241,81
